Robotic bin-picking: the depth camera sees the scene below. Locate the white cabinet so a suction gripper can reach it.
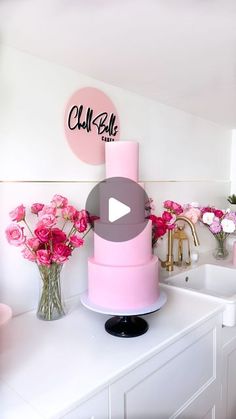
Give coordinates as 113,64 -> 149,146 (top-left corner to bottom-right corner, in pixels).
0,288 -> 224,419
62,389 -> 109,419
110,317 -> 221,419
221,328 -> 236,419
60,314 -> 222,419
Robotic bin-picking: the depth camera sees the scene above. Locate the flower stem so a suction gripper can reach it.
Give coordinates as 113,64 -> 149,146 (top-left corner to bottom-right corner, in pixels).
23,219 -> 34,236
61,220 -> 68,231
37,264 -> 64,321
67,225 -> 76,238
82,225 -> 92,239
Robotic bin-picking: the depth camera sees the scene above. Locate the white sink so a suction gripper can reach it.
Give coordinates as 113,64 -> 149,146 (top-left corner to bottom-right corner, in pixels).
163,264 -> 236,326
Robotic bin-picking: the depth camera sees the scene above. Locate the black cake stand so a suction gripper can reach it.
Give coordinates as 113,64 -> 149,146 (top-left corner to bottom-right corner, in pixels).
80,291 -> 167,338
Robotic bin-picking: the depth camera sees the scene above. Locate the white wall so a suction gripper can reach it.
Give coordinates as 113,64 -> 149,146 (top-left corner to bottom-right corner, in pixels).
231,130 -> 236,194
0,46 -> 232,315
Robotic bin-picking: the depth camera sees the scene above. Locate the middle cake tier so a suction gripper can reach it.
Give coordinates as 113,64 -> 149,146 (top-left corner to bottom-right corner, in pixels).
94,219 -> 152,266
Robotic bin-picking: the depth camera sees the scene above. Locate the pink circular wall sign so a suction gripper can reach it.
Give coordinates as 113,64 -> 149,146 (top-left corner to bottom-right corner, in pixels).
64,87 -> 120,165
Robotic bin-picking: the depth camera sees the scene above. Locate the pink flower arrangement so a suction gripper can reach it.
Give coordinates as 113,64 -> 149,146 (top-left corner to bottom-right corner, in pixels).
5,194 -> 92,267
146,198 -> 183,247
183,201 -> 235,236
200,206 -> 236,237
163,200 -> 183,215
182,202 -> 201,224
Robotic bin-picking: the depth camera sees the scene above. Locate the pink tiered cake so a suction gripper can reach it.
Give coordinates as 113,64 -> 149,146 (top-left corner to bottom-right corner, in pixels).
87,141 -> 159,311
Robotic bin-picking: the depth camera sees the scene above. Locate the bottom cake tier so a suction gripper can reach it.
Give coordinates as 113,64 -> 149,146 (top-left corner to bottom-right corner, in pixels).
87,256 -> 159,311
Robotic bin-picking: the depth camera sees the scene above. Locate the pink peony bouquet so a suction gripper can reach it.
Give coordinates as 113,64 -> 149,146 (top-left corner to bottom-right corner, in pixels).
5,194 -> 93,266
182,202 -> 201,224
186,203 -> 236,259
200,206 -> 236,236
5,194 -> 96,320
145,199 -> 183,247
182,202 -> 236,235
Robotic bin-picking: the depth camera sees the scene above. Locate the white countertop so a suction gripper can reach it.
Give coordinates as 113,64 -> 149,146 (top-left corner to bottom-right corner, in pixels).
0,285 -> 223,419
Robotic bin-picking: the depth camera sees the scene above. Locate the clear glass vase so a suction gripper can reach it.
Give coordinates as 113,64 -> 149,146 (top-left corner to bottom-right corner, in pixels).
213,235 -> 229,260
37,263 -> 65,321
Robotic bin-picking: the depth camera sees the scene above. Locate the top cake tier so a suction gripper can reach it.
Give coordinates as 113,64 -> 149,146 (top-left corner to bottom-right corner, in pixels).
105,141 -> 139,182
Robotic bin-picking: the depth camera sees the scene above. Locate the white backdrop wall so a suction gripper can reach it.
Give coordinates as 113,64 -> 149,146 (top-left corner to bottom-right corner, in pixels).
0,46 -> 232,315
231,130 -> 236,194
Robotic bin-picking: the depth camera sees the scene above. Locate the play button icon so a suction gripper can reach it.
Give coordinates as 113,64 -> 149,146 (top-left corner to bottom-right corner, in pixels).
85,177 -> 150,242
108,198 -> 131,223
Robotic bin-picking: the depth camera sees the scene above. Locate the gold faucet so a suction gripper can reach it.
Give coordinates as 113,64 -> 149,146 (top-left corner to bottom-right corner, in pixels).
173,225 -> 191,267
161,215 -> 200,272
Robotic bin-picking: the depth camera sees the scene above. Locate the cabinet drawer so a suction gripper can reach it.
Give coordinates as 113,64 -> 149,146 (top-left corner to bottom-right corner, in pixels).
110,318 -> 219,419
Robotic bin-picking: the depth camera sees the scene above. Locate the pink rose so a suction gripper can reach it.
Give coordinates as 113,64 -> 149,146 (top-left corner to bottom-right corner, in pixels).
38,213 -> 57,228
148,214 -> 159,224
214,209 -> 224,219
38,205 -> 57,218
27,237 -> 40,251
166,223 -> 176,231
51,194 -> 68,209
31,203 -> 44,215
70,235 -> 84,248
154,217 -> 167,238
52,243 -> 71,263
9,204 -> 25,222
75,217 -> 87,232
36,249 -> 51,266
163,200 -> 183,215
77,209 -> 89,221
162,211 -> 174,223
5,224 -> 26,246
21,247 -> 36,261
162,211 -> 176,230
163,200 -> 173,210
184,208 -> 201,224
61,205 -> 78,221
34,225 -> 51,243
51,228 -> 67,243
172,202 -> 183,215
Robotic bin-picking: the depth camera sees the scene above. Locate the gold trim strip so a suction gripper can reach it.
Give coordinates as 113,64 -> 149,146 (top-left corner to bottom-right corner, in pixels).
0,180 -> 231,184
0,180 -> 99,183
